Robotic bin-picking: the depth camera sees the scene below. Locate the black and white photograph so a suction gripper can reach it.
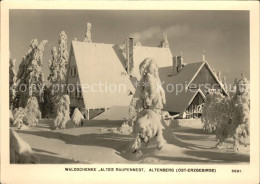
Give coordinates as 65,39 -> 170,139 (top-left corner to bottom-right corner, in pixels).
1,1 -> 259,184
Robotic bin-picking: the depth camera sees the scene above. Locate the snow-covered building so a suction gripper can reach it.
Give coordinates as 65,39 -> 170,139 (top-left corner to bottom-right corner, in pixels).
66,41 -> 132,119
66,37 -> 227,119
159,57 -> 228,118
66,38 -> 172,119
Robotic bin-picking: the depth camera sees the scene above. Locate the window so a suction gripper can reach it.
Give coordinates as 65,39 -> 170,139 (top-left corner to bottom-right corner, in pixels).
68,86 -> 74,98
70,66 -> 78,77
76,85 -> 82,98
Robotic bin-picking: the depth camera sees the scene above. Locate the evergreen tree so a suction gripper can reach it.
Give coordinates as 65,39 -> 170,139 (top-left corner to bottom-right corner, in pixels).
9,56 -> 17,109
48,31 -> 69,114
54,95 -> 70,129
130,58 -> 166,153
158,33 -> 169,48
13,96 -> 41,128
16,39 -> 48,108
40,85 -> 55,118
201,74 -> 250,150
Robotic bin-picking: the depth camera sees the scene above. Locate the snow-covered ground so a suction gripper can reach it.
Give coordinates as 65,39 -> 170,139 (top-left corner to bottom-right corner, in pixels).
10,119 -> 249,164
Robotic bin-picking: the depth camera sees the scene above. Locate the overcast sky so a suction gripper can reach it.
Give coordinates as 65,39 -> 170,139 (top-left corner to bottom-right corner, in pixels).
10,10 -> 249,84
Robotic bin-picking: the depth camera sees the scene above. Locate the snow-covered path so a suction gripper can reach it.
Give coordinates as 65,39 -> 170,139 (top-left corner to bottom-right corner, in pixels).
11,119 -> 249,164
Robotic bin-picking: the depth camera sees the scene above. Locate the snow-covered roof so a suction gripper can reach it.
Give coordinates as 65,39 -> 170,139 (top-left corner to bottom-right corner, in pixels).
159,61 -> 204,88
93,106 -> 129,120
163,88 -> 205,113
133,46 -> 173,79
71,41 -> 135,109
159,61 -> 228,113
159,61 -> 228,95
201,61 -> 228,96
70,40 -> 227,114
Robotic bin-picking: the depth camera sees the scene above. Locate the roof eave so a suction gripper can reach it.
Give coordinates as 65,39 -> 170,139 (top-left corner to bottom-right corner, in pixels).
204,61 -> 229,96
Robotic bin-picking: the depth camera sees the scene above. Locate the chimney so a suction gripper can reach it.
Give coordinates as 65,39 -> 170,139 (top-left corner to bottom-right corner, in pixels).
126,37 -> 134,76
177,55 -> 183,72
172,56 -> 178,76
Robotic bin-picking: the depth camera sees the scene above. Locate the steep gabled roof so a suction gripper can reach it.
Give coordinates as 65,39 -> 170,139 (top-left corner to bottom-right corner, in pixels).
162,88 -> 205,113
159,62 -> 204,89
159,61 -> 228,96
193,61 -> 228,96
71,41 -> 135,109
133,46 -> 173,79
159,60 -> 228,113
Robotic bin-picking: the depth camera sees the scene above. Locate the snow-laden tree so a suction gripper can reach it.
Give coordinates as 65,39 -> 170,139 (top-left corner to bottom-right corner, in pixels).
40,85 -> 55,118
16,39 -> 48,108
202,92 -> 231,134
48,31 -> 69,87
13,96 -> 41,128
84,22 -> 92,43
9,56 -> 17,109
158,33 -> 169,48
130,58 -> 166,153
71,108 -> 84,126
231,74 -> 250,150
201,93 -> 217,133
26,96 -> 42,119
129,58 -> 166,125
201,74 -> 250,150
54,95 -> 70,129
48,31 -> 69,114
232,96 -> 250,149
48,47 -> 59,84
57,31 -> 69,83
235,74 -> 250,104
